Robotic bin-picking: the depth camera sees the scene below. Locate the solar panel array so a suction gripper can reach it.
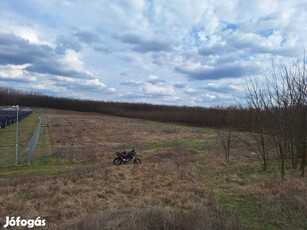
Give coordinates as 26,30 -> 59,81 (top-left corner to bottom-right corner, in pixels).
0,109 -> 32,129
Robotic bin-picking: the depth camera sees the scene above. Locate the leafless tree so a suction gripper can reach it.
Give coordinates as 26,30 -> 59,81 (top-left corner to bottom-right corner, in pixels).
244,57 -> 306,177
217,129 -> 232,161
245,77 -> 271,170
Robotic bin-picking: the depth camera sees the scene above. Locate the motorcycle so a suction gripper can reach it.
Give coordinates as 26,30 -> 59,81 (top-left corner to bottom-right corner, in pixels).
113,148 -> 141,165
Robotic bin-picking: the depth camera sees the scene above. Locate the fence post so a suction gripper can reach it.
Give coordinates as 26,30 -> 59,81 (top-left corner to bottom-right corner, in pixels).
12,105 -> 19,166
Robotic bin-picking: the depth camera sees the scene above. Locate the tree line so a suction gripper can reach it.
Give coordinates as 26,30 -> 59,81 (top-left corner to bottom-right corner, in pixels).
0,87 -> 249,127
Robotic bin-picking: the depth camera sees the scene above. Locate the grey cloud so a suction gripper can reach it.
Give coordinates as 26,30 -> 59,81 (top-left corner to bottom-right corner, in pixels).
56,30 -> 102,54
73,31 -> 101,44
198,31 -> 298,60
0,33 -> 93,79
133,42 -> 173,53
226,32 -> 298,57
54,82 -> 101,92
198,44 -> 228,56
173,83 -> 186,88
0,77 -> 31,83
55,35 -> 82,54
120,80 -> 142,87
175,65 -> 256,81
199,85 -> 245,100
118,92 -> 162,100
196,83 -> 246,103
147,77 -> 166,85
50,76 -> 112,94
0,33 -> 52,65
118,33 -> 142,44
200,85 -> 237,94
26,61 -> 92,79
93,44 -> 112,53
118,33 -> 174,53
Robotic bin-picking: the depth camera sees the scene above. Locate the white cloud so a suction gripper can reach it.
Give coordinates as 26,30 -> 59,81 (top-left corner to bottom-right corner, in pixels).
184,88 -> 198,95
120,80 -> 142,87
60,49 -> 92,77
84,78 -> 106,90
204,93 -> 216,100
0,0 -> 306,106
141,83 -> 175,97
0,64 -> 36,81
147,75 -> 166,84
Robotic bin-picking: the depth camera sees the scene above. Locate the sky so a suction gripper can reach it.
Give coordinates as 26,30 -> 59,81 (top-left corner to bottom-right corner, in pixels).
0,0 -> 306,107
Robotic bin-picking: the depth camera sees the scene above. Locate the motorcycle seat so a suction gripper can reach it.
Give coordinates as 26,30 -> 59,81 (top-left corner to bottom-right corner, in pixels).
121,151 -> 129,157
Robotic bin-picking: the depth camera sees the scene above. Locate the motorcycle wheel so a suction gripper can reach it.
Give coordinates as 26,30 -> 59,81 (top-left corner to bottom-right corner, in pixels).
113,158 -> 122,165
134,158 -> 141,164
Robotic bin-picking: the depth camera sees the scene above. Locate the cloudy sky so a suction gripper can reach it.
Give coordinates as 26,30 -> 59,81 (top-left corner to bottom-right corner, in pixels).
0,0 -> 306,106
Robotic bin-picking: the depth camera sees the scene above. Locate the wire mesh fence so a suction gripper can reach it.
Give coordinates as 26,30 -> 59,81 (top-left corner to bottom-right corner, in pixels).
27,113 -> 44,165
0,111 -> 43,167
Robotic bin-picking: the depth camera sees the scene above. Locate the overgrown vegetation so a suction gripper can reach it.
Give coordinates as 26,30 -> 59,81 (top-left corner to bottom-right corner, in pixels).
1,110 -> 306,229
244,59 -> 306,177
0,57 -> 306,229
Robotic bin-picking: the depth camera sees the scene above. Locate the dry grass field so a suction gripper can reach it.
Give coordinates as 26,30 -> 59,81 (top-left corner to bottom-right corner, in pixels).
0,109 -> 306,229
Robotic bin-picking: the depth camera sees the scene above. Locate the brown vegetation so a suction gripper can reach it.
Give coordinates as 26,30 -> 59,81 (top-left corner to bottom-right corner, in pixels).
0,87 -> 248,128
0,110 -> 244,229
0,109 -> 306,229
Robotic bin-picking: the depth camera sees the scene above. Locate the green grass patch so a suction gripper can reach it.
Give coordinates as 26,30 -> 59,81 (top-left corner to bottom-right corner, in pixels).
218,193 -> 307,230
179,138 -> 205,150
0,155 -> 85,177
204,128 -> 217,137
218,195 -> 276,230
0,110 -> 42,166
32,155 -> 59,166
34,114 -> 53,157
198,148 -> 307,230
146,137 -> 205,151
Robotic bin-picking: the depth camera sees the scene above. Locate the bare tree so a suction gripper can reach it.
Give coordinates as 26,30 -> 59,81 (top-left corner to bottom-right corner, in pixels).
245,77 -> 271,170
217,129 -> 232,161
244,57 -> 306,177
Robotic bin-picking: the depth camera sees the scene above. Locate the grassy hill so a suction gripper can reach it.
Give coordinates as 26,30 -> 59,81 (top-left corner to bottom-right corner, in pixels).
0,109 -> 306,229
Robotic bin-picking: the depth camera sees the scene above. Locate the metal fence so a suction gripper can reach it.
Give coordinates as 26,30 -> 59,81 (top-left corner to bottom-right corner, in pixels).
27,113 -> 44,165
0,111 -> 45,167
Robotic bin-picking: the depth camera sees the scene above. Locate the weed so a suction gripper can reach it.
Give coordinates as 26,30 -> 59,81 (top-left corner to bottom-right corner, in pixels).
0,109 -> 306,229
